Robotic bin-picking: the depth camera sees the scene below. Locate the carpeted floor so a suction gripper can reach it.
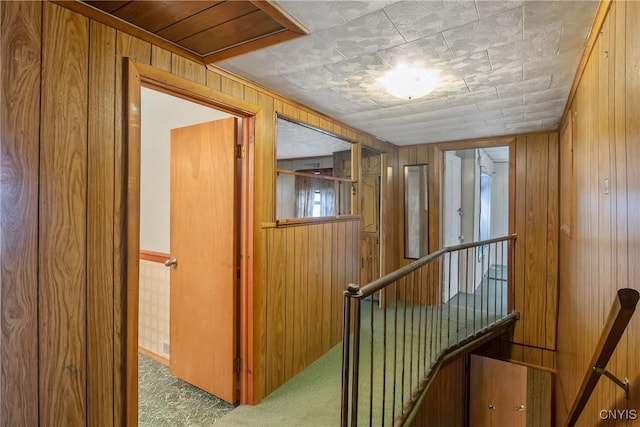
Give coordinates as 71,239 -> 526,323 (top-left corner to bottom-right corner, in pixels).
138,268 -> 509,426
215,289 -> 509,427
138,354 -> 236,426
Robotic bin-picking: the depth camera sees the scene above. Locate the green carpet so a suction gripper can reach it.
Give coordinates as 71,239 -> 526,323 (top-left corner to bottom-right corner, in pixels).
214,293 -> 506,427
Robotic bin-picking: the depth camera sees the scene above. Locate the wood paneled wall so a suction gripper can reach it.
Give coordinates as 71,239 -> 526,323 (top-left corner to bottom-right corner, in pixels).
0,1 -> 397,424
411,357 -> 467,427
556,1 -> 640,425
413,354 -> 553,426
1,2 -> 41,426
397,132 -> 558,368
513,132 -> 559,355
262,220 -> 359,395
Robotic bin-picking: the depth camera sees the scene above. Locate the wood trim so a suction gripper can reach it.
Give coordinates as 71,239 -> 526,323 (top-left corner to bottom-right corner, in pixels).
138,347 -> 169,367
203,30 -> 303,63
240,115 -> 256,404
276,168 -> 355,183
52,0 -> 205,64
133,61 -> 262,117
275,215 -> 360,227
561,0 -> 613,123
139,250 -> 169,264
124,57 -> 142,427
250,0 -> 308,34
125,58 -> 261,418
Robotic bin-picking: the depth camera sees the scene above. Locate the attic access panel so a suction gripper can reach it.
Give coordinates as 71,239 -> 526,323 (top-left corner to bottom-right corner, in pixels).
79,0 -> 308,62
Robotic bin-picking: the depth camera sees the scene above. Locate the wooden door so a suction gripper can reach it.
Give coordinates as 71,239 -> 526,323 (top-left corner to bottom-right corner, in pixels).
360,174 -> 380,284
443,151 -> 462,301
469,355 -> 527,427
169,118 -> 238,404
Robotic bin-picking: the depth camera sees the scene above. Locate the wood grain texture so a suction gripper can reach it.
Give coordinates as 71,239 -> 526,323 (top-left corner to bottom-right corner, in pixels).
39,3 -> 89,424
413,357 -> 467,426
0,2 -> 41,426
556,1 -> 640,425
115,33 -> 150,427
264,229 -> 285,394
523,134 -> 549,349
150,45 -> 172,72
87,20 -> 116,427
171,55 -> 206,85
262,219 -> 359,395
514,137 -> 527,344
3,0 -> 399,417
293,226 -> 309,375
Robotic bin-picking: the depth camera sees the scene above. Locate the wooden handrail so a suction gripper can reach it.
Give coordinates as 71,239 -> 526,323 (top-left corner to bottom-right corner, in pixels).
565,288 -> 639,426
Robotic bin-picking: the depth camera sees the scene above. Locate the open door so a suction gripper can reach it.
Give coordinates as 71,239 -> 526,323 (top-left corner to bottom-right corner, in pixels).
168,117 -> 238,404
443,151 -> 462,301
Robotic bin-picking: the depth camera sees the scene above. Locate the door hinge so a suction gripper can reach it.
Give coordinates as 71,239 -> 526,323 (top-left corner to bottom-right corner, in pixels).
234,358 -> 242,373
236,144 -> 244,159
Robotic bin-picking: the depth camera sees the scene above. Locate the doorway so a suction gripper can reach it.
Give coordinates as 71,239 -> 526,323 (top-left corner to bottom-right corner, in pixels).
125,60 -> 260,426
440,145 -> 511,304
360,146 -> 382,287
138,88 -> 239,423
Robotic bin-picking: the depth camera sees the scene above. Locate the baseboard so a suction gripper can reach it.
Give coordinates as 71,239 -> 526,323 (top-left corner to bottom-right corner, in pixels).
138,346 -> 170,367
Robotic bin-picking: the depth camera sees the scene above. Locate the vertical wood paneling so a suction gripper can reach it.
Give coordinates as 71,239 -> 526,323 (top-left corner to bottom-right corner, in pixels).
523,135 -> 549,348
171,55 -> 205,85
0,2 -> 41,425
264,229 -> 285,394
87,20 -> 116,427
526,368 -> 552,427
546,134 -> 559,350
205,68 -> 222,91
333,221 -> 347,344
293,226 -> 309,375
514,136 -> 527,344
413,357 -> 467,426
284,227 -> 295,380
150,45 -> 171,72
262,220 -> 360,394
3,0 -> 397,417
221,75 -> 245,99
39,3 -> 89,424
556,1 -> 640,425
321,223 -> 333,353
307,224 -> 323,362
624,1 -> 640,422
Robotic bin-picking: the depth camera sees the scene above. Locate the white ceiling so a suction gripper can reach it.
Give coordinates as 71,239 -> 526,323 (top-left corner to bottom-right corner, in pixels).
277,117 -> 353,159
215,0 -> 598,146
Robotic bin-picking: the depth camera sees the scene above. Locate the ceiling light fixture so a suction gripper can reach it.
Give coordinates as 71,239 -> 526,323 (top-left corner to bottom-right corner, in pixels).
378,64 -> 440,100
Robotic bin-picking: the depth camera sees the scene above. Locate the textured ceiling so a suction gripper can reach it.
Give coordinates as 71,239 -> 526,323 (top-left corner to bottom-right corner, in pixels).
216,0 -> 599,146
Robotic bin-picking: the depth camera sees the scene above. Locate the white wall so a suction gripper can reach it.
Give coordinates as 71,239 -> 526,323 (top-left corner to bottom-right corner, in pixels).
490,161 -> 509,269
140,87 -> 233,253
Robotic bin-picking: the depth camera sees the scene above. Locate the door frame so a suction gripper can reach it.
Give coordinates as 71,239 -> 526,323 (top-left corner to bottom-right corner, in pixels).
431,137 -> 516,307
124,59 -> 262,425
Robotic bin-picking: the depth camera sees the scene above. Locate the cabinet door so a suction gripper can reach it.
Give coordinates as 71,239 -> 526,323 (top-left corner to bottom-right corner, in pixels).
469,355 -> 527,427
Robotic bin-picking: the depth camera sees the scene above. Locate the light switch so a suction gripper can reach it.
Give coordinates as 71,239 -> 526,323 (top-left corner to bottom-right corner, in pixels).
604,178 -> 610,195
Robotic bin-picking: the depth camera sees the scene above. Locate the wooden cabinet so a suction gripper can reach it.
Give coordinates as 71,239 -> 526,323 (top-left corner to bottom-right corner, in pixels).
469,355 -> 527,427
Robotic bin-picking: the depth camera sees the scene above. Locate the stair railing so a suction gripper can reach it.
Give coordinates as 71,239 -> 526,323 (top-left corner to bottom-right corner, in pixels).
564,288 -> 639,426
340,235 -> 518,427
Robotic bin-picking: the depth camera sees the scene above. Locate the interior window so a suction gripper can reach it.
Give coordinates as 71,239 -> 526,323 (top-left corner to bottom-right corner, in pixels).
275,116 -> 354,220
